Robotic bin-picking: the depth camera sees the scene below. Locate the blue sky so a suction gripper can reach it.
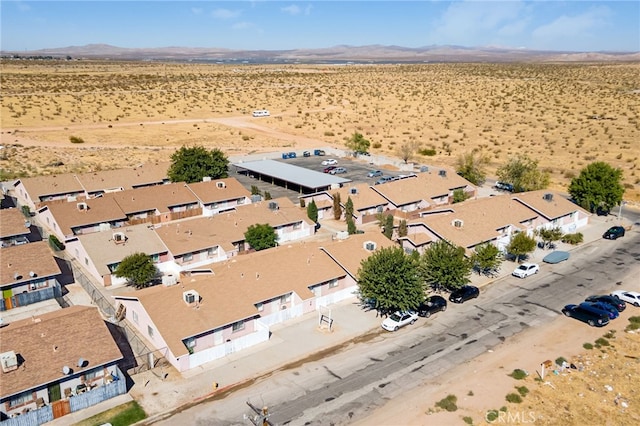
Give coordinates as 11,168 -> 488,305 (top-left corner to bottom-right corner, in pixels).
1,1 -> 638,52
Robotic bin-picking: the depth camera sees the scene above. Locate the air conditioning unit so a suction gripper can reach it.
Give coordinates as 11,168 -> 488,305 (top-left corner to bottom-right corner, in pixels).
543,193 -> 554,202
162,274 -> 178,287
438,170 -> 447,177
183,290 -> 200,305
364,241 -> 377,251
268,201 -> 279,211
350,188 -> 358,195
77,202 -> 88,211
1,351 -> 18,373
202,176 -> 212,182
216,181 -> 226,188
113,232 -> 127,244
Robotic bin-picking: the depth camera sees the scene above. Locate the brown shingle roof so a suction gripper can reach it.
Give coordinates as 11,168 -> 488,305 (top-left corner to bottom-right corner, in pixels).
42,197 -> 127,236
18,174 -> 84,201
0,306 -> 123,398
512,190 -> 588,220
105,183 -> 199,214
187,178 -> 251,204
76,162 -> 170,193
0,208 -> 30,239
332,184 -> 388,212
414,195 -> 538,248
319,232 -> 397,278
1,241 -> 62,286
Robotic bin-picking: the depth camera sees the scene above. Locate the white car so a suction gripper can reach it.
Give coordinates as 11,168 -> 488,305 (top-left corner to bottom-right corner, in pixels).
611,290 -> 640,307
381,311 -> 418,332
321,158 -> 338,166
512,263 -> 540,278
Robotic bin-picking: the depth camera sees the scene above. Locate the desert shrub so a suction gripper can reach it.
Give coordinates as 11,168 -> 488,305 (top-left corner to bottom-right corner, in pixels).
561,233 -> 583,244
555,357 -> 567,366
435,394 -> 458,412
583,342 -> 594,350
603,330 -> 616,339
419,148 -> 437,156
48,235 -> 65,251
21,205 -> 32,218
506,393 -> 523,404
467,390 -> 474,396
324,131 -> 335,136
595,337 -> 610,347
516,386 -> 529,397
372,142 -> 382,149
509,369 -> 528,380
69,135 -> 85,144
627,316 -> 640,331
463,416 -> 473,425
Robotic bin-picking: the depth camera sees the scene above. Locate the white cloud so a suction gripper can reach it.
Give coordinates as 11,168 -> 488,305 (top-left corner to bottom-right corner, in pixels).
532,6 -> 611,42
232,22 -> 253,30
281,5 -> 301,16
212,8 -> 242,20
191,7 -> 203,15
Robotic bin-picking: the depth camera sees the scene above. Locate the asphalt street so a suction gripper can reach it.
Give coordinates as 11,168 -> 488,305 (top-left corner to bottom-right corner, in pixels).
158,226 -> 639,426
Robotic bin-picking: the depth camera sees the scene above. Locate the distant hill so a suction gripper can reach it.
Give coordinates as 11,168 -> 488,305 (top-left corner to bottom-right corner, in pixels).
2,43 -> 639,63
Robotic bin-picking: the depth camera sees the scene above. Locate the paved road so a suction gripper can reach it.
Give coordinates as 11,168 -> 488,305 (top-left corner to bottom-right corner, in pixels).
158,229 -> 639,426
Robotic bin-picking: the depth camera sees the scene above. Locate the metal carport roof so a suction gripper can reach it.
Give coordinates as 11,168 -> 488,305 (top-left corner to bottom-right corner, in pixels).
232,159 -> 350,192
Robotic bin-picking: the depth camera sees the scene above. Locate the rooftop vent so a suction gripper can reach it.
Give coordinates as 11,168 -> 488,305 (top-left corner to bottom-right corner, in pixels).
77,357 -> 86,368
216,181 -> 226,188
364,241 -> 377,251
543,193 -> 554,202
112,232 -> 127,244
77,202 -> 88,211
1,351 -> 18,373
438,170 -> 447,177
29,271 -> 36,278
350,188 -> 358,195
453,219 -> 464,228
183,290 -> 200,305
62,365 -> 72,375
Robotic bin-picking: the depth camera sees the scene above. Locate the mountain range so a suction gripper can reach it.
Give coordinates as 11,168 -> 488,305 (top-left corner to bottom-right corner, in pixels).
3,44 -> 639,63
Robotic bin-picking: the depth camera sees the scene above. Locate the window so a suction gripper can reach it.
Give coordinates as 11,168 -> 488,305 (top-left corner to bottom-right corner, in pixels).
132,310 -> 139,324
256,302 -> 264,312
232,320 -> 245,332
328,279 -> 339,288
108,263 -> 119,273
281,293 -> 291,304
293,222 -> 301,230
35,279 -> 48,289
9,391 -> 33,408
84,369 -> 100,381
147,325 -> 154,338
183,253 -> 193,262
238,198 -> 245,205
207,247 -> 217,257
151,253 -> 159,263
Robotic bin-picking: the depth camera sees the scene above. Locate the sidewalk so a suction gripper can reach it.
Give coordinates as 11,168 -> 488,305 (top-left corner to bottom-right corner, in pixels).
66,212 -> 633,425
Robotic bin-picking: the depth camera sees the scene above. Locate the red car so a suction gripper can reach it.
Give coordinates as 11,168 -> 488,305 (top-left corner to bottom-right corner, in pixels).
323,166 -> 337,173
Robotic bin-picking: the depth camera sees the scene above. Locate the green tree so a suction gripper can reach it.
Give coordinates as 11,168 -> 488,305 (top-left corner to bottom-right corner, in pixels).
250,185 -> 261,196
347,218 -> 357,235
537,227 -> 563,249
345,197 -> 354,222
506,232 -> 537,263
383,214 -> 394,240
568,162 -> 624,214
397,219 -> 408,238
345,132 -> 371,155
114,252 -> 158,289
470,243 -> 502,276
456,151 -> 489,185
168,145 -> 229,183
244,223 -> 278,251
497,154 -> 549,193
452,189 -> 470,203
333,192 -> 342,220
419,240 -> 471,292
306,199 -> 318,223
357,246 -> 424,314
263,191 -> 272,200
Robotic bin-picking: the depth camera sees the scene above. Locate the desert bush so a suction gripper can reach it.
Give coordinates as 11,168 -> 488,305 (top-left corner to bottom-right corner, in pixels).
595,337 -> 610,347
555,357 -> 567,366
69,135 -> 85,144
486,410 -> 499,422
583,342 -> 594,350
435,394 -> 458,412
48,235 -> 65,251
463,416 -> 473,425
561,233 -> 583,245
627,316 -> 640,331
508,369 -> 527,380
419,148 -> 437,156
506,393 -> 523,403
516,386 -> 529,397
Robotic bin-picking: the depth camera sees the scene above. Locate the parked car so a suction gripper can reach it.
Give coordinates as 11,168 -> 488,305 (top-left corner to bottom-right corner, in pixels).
449,286 -> 479,304
321,158 -> 338,166
281,152 -> 296,159
512,263 -> 540,278
375,176 -> 395,185
330,167 -> 347,175
611,290 -> 640,307
603,226 -> 625,240
415,295 -> 447,318
543,251 -> 570,264
495,181 -> 514,192
303,151 -> 311,157
581,302 -> 619,319
367,170 -> 383,178
323,165 -> 337,173
314,149 -> 326,156
381,311 -> 418,332
585,295 -> 626,312
355,151 -> 371,156
562,304 -> 610,327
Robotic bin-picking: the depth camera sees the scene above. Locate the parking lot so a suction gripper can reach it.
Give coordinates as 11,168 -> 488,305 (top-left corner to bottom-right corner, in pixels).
231,152 -> 405,203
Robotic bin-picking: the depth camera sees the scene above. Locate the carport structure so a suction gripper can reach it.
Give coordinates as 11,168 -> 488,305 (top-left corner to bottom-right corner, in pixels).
233,159 -> 351,194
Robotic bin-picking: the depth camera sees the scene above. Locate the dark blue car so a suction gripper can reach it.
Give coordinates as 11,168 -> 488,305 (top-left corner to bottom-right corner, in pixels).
580,302 -> 618,320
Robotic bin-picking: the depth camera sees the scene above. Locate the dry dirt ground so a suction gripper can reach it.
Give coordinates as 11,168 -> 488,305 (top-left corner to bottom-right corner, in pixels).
1,60 -> 639,202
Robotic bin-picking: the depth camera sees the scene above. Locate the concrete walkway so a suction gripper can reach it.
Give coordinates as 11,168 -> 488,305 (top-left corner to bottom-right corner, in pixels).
62,212 -> 633,425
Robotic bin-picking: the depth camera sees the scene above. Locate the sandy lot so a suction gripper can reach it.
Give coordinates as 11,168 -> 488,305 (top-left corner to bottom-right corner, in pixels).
1,60 -> 639,202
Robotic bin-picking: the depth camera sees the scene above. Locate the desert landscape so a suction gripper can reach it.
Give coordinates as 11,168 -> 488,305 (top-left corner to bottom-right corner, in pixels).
1,60 -> 639,202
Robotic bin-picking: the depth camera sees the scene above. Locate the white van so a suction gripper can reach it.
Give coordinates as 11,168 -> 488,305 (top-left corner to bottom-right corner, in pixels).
252,109 -> 270,117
